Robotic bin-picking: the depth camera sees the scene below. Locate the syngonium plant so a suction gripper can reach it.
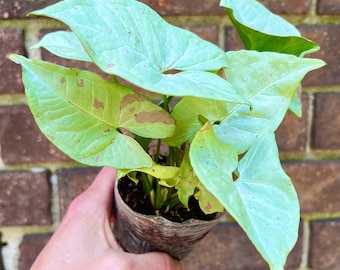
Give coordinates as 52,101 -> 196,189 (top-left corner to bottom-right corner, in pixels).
10,0 -> 325,268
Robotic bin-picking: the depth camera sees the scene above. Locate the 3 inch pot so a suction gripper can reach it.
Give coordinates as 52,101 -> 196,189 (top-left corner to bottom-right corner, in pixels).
113,179 -> 223,260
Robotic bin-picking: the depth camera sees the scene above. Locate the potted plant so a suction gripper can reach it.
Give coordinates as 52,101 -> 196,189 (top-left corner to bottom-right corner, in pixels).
10,0 -> 325,268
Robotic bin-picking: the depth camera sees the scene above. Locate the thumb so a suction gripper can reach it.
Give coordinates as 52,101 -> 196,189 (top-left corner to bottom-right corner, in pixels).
83,166 -> 117,214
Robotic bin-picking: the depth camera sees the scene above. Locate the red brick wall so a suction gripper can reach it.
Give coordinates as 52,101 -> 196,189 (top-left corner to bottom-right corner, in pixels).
0,1 -> 339,269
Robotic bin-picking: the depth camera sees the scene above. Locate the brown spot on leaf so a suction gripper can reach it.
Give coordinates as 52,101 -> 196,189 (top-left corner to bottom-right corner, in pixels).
120,94 -> 145,110
60,78 -> 65,84
205,202 -> 212,212
77,79 -> 84,87
164,69 -> 180,74
93,97 -> 104,109
135,111 -> 175,125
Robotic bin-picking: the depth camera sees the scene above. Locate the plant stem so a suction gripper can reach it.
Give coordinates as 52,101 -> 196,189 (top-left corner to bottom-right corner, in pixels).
168,146 -> 175,166
162,95 -> 170,112
142,173 -> 153,194
154,139 -> 161,163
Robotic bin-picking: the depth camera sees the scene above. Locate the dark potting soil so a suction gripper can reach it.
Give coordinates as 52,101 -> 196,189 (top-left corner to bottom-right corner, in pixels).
118,177 -> 217,223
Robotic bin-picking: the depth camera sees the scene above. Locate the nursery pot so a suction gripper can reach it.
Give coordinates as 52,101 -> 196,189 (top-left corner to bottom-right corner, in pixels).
113,178 -> 223,260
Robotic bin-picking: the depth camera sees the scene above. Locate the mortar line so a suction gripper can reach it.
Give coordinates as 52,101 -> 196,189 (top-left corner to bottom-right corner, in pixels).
50,173 -> 61,227
23,22 -> 42,60
309,0 -> 318,17
299,220 -> 311,269
305,93 -> 315,160
218,20 -> 226,51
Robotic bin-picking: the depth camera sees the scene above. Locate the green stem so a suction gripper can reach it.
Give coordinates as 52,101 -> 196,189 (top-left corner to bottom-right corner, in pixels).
142,173 -> 153,195
154,181 -> 162,209
162,95 -> 170,112
168,146 -> 175,166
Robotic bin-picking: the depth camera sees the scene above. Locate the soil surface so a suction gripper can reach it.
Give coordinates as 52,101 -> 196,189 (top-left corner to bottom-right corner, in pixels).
118,177 -> 217,223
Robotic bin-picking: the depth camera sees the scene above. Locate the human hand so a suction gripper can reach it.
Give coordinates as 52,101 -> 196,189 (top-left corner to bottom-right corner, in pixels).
31,167 -> 182,270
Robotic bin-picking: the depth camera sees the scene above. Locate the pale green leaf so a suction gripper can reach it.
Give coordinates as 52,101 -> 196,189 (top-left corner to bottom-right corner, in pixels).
32,31 -> 92,62
190,121 -> 238,212
165,96 -> 230,146
175,152 -> 200,208
190,127 -> 300,269
214,50 -> 326,154
195,182 -> 225,214
220,0 -> 320,56
11,55 -> 175,139
289,86 -> 303,117
11,54 -> 182,168
118,93 -> 175,138
30,0 -> 248,103
118,163 -> 180,187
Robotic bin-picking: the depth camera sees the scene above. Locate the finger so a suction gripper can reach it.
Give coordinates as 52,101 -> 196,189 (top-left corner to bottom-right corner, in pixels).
127,252 -> 183,270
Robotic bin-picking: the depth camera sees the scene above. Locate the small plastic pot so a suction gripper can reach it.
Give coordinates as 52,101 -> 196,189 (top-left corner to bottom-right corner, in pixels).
113,180 -> 223,260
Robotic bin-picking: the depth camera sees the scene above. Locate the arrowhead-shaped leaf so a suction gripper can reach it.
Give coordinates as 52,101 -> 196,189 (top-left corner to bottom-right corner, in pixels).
165,96 -> 230,146
30,0 -> 249,103
214,50 -> 326,154
31,31 -> 92,62
173,152 -> 199,208
190,125 -> 300,269
220,0 -> 319,56
195,181 -> 225,215
10,54 -> 176,169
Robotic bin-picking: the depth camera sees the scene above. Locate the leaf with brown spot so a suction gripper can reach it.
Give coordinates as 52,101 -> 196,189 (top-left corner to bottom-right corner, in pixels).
93,97 -> 104,109
77,79 -> 84,87
10,54 -> 177,169
119,94 -> 175,139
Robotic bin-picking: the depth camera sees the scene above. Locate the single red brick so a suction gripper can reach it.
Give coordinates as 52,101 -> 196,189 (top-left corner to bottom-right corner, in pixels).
0,105 -> 70,165
0,170 -> 51,226
0,0 -> 58,19
185,24 -> 219,45
140,0 -> 224,15
277,94 -> 309,152
299,24 -> 340,86
283,161 -> 340,214
312,93 -> 340,149
317,0 -> 340,14
309,219 -> 340,269
0,29 -> 25,94
259,0 -> 310,14
57,167 -> 101,218
18,234 -> 52,270
224,27 -> 244,52
183,222 -> 303,269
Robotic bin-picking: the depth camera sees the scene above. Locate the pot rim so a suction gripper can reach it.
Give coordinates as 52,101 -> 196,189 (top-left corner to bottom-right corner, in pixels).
114,178 -> 225,227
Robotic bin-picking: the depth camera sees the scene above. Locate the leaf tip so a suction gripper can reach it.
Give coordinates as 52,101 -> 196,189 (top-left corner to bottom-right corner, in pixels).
8,53 -> 18,62
8,53 -> 26,64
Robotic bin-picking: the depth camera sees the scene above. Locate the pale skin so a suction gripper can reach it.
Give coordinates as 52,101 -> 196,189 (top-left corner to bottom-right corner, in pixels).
31,167 -> 182,270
